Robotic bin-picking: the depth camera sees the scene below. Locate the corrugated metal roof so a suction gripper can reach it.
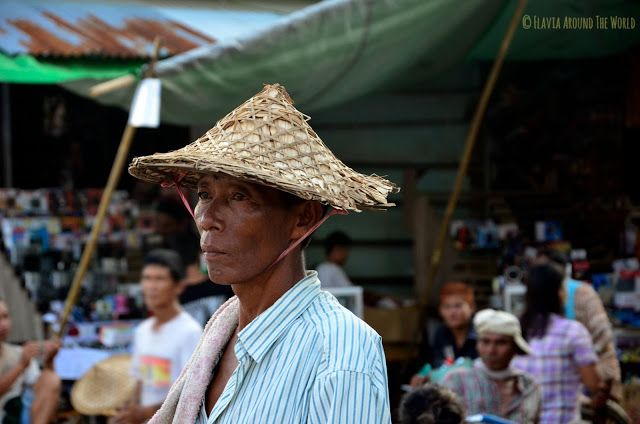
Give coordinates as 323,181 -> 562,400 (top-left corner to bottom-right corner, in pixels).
0,2 -> 216,58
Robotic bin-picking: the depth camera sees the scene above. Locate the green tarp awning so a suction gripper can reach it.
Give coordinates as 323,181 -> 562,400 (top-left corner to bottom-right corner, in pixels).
0,53 -> 141,84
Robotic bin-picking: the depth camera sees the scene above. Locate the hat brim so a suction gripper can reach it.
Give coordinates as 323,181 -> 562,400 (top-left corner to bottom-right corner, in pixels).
129,156 -> 396,213
514,335 -> 532,355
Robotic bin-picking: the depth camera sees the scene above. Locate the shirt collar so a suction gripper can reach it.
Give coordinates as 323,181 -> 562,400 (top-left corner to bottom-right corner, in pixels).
236,271 -> 321,363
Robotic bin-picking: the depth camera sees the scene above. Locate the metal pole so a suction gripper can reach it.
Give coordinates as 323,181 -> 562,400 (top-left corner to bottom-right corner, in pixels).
2,84 -> 12,187
423,0 -> 528,306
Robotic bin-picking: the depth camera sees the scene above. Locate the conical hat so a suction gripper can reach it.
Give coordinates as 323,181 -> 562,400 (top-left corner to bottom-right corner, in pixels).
70,354 -> 136,416
129,84 -> 398,212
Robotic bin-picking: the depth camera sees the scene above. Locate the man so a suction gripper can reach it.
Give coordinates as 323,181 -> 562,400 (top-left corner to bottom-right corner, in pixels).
316,231 -> 353,287
0,299 -> 61,424
127,84 -> 396,423
113,249 -> 202,424
537,249 -> 622,400
441,309 -> 541,423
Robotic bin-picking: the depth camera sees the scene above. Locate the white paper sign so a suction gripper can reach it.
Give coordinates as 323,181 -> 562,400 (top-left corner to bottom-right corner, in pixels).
128,78 -> 161,128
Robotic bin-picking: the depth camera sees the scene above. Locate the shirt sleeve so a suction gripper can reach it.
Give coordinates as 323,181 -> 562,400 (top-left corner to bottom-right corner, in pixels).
574,284 -> 614,355
570,320 -> 598,367
307,369 -> 391,424
22,359 -> 40,386
317,263 -> 352,288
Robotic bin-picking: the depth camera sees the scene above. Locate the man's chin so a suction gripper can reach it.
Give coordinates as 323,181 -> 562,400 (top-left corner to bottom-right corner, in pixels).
485,361 -> 507,371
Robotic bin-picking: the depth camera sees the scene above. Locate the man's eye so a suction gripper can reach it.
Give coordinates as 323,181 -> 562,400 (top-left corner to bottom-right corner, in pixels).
231,192 -> 246,201
197,191 -> 210,200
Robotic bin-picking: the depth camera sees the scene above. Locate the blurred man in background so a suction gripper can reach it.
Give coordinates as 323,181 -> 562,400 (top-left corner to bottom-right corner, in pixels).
316,230 -> 353,287
113,249 -> 201,424
441,309 -> 541,423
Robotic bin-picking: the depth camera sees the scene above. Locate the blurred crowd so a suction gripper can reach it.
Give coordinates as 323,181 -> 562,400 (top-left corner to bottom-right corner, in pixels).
0,219 -> 627,423
401,249 -> 622,424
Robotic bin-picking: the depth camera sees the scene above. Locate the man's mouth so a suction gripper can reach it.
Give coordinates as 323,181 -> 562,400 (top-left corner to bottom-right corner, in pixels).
202,246 -> 226,257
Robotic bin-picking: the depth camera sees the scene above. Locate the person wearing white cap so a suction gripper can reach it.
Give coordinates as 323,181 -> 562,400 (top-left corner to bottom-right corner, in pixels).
127,84 -> 396,423
441,309 -> 541,424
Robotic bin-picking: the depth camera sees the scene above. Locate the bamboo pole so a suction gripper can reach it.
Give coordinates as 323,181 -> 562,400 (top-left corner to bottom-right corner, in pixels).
422,0 -> 528,306
56,37 -> 162,338
90,74 -> 136,98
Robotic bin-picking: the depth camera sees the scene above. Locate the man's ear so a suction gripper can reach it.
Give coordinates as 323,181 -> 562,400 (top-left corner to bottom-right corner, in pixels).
291,201 -> 324,240
176,281 -> 186,296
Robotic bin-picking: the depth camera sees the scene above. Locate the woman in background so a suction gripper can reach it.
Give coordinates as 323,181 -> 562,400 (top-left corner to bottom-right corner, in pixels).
410,281 -> 477,387
513,264 -> 606,424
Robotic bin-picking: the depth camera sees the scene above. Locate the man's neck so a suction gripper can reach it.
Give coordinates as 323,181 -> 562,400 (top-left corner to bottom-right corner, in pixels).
151,302 -> 181,329
233,255 -> 306,331
477,359 -> 517,380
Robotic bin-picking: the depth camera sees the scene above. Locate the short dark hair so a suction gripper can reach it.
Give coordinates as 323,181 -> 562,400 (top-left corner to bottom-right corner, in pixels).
143,249 -> 184,283
323,231 -> 352,255
399,384 -> 465,424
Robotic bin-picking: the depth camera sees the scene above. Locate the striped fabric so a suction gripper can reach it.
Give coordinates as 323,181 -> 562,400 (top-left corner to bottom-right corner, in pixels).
440,359 -> 541,423
512,314 -> 597,424
196,272 -> 391,423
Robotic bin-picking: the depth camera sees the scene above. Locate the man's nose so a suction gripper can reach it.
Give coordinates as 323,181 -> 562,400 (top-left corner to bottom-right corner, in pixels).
198,199 -> 224,232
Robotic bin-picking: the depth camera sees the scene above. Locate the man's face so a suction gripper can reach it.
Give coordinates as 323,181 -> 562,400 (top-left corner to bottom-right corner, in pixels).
194,174 -> 298,285
141,264 -> 181,312
439,295 -> 474,330
0,301 -> 10,342
330,245 -> 349,266
477,332 -> 516,371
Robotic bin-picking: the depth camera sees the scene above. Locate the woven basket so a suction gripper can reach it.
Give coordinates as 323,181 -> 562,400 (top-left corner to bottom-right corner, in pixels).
129,84 -> 398,212
70,354 -> 136,416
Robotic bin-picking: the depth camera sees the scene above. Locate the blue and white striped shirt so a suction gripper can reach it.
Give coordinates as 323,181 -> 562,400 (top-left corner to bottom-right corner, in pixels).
196,271 -> 391,423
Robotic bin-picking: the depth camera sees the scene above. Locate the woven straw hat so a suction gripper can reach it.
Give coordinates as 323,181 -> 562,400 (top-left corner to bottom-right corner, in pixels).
129,84 -> 398,212
71,354 -> 136,416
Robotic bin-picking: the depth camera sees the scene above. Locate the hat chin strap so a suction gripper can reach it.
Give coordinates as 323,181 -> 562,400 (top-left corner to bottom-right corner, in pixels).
269,207 -> 346,270
164,175 -> 347,269
161,173 -> 195,219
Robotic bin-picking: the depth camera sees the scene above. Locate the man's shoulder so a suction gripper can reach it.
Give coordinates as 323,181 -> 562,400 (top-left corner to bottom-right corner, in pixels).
135,317 -> 154,332
307,292 -> 378,338
557,315 -> 589,335
444,365 -> 478,379
440,366 -> 478,389
301,293 -> 382,371
516,369 -> 540,387
1,342 -> 22,362
316,261 -> 338,271
315,262 -> 341,277
172,311 -> 203,334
